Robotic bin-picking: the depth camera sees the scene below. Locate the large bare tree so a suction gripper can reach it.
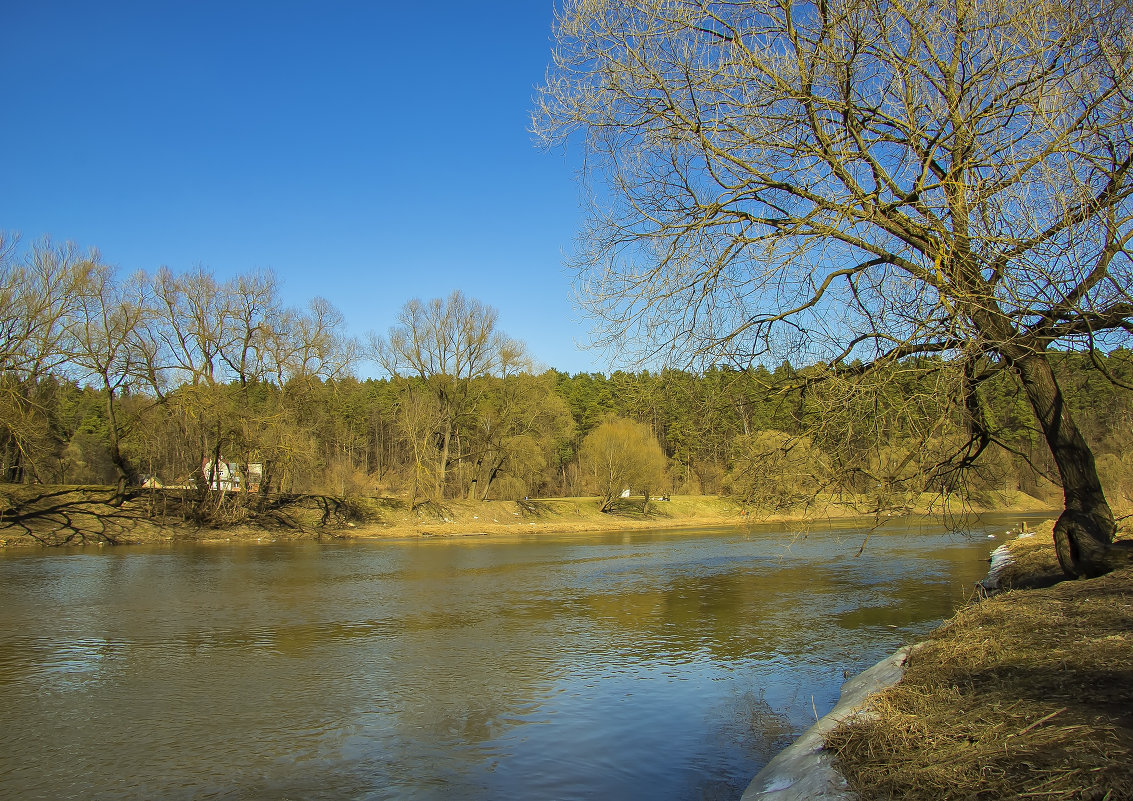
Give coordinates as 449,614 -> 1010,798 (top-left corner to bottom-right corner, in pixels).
536,0 -> 1133,575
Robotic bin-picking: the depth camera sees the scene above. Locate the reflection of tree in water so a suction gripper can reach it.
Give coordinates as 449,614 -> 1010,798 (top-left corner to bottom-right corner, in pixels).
735,690 -> 797,769
580,563 -> 852,663
684,689 -> 796,801
370,547 -> 565,763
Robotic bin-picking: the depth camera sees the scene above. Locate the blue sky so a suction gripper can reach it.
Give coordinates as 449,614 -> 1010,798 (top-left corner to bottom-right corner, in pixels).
0,2 -> 604,375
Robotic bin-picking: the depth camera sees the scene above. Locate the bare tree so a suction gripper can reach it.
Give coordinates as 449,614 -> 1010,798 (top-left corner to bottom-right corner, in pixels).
536,0 -> 1133,575
370,291 -> 530,500
258,294 -> 356,496
466,372 -> 575,500
146,267 -> 355,499
0,236 -> 90,482
147,267 -> 239,495
264,295 -> 356,385
66,261 -> 154,500
393,381 -> 443,507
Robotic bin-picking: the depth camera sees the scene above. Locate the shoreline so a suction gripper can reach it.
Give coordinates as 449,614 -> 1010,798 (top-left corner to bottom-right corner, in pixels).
750,520 -> 1133,800
739,522 -> 1058,801
0,485 -> 1059,549
740,644 -> 926,800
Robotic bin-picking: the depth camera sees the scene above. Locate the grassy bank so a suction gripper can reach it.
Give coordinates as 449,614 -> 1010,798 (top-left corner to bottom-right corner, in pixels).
0,483 -> 1056,547
0,486 -> 757,547
355,492 -> 1054,540
350,494 -> 749,539
826,521 -> 1133,800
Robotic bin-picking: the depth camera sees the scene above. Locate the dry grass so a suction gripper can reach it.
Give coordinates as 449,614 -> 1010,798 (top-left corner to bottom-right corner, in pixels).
0,484 -> 1057,547
991,522 -> 1069,591
827,526 -> 1133,800
0,487 -> 754,546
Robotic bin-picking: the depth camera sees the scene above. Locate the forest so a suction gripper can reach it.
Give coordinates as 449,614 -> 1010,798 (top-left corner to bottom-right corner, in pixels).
3,237 -> 1130,517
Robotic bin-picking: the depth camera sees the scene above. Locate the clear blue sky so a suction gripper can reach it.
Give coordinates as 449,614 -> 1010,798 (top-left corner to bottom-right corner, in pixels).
0,1 -> 605,375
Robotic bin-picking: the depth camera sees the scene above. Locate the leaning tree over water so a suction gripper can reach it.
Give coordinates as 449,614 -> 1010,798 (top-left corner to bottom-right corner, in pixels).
536,0 -> 1133,575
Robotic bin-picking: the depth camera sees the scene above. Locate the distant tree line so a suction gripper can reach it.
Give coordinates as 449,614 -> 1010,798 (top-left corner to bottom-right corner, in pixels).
0,235 -> 351,504
3,235 -> 1129,517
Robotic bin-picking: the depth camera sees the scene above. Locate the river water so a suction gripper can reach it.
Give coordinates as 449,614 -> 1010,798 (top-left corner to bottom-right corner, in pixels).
0,516 -> 1046,801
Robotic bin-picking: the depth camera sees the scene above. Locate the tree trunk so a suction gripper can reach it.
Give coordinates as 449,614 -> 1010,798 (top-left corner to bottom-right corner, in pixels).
256,461 -> 273,513
6,443 -> 22,484
481,460 -> 505,501
437,418 -> 452,501
1013,351 -> 1130,577
104,390 -> 135,506
468,458 -> 481,500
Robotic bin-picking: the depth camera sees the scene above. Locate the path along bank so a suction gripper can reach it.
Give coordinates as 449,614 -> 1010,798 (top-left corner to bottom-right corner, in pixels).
743,521 -> 1133,800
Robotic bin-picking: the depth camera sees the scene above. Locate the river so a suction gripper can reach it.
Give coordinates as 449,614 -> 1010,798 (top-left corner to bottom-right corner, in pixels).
0,515 -> 1047,800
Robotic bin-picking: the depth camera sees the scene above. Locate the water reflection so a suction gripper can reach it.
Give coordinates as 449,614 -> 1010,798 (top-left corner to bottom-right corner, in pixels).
0,514 -> 1050,800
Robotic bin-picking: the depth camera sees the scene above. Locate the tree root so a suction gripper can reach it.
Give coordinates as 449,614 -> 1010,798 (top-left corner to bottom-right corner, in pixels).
1053,510 -> 1133,578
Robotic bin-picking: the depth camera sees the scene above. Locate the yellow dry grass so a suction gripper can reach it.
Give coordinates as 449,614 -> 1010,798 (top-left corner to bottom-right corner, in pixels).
827,524 -> 1133,800
991,523 -> 1068,590
0,483 -> 1056,547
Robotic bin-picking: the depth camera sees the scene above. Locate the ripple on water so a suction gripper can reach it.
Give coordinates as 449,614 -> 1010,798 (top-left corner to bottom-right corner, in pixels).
0,520 -> 1021,801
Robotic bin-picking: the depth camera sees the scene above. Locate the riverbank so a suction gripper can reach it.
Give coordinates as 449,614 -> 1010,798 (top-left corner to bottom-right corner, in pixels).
0,483 -> 1056,547
818,521 -> 1133,800
338,493 -> 1056,542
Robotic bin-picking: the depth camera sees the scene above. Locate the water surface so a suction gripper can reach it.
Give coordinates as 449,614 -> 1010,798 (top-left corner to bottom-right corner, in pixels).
0,517 -> 1045,800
